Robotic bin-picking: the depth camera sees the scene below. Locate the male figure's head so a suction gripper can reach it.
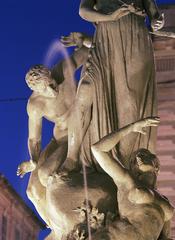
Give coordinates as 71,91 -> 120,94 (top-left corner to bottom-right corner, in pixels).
130,148 -> 160,189
26,65 -> 58,98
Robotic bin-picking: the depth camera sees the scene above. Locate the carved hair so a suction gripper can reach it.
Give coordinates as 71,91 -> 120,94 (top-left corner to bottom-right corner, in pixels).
25,64 -> 51,88
130,148 -> 160,174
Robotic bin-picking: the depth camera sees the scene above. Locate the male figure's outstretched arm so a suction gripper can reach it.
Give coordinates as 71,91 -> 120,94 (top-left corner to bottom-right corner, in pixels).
91,117 -> 159,186
51,39 -> 89,110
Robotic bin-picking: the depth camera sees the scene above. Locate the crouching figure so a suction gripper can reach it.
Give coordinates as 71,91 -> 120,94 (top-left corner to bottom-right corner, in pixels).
91,117 -> 174,240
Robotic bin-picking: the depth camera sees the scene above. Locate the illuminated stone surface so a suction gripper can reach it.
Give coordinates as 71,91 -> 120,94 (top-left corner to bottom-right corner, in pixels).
0,175 -> 44,240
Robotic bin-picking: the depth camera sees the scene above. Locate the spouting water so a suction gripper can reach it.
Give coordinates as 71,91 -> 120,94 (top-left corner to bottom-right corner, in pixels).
44,39 -> 70,67
44,40 -> 92,239
43,39 -> 75,97
82,160 -> 92,240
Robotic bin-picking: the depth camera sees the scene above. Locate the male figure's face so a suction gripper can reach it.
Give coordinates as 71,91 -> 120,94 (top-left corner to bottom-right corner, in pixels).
131,149 -> 159,189
28,76 -> 58,98
26,65 -> 59,98
37,77 -> 57,98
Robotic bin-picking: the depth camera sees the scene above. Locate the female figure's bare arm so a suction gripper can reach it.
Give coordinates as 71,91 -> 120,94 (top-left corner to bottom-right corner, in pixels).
91,118 -> 159,187
79,0 -> 110,22
143,0 -> 161,20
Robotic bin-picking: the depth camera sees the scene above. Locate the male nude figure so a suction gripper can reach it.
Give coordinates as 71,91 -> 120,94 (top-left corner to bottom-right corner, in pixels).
17,43 -> 89,226
91,117 -> 174,240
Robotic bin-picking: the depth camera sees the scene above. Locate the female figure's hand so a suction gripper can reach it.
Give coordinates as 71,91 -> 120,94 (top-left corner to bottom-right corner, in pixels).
110,4 -> 131,20
151,13 -> 165,31
110,4 -> 146,21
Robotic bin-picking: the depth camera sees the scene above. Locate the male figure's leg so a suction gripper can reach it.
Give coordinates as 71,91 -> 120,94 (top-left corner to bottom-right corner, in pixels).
26,170 -> 49,226
26,139 -> 59,226
38,136 -> 68,187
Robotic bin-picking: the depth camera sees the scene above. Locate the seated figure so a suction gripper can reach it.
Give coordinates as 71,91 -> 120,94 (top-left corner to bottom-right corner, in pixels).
90,117 -> 174,240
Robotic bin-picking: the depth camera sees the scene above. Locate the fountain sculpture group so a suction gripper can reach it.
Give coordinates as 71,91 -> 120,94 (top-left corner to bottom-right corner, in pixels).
17,0 -> 174,239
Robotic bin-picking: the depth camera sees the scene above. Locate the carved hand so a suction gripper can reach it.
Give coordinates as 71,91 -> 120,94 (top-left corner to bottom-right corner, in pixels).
110,5 -> 131,20
111,4 -> 145,21
132,117 -> 160,135
61,32 -> 89,50
151,13 -> 165,31
17,160 -> 37,178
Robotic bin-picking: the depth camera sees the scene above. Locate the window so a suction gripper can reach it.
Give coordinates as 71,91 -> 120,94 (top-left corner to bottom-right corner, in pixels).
1,215 -> 7,240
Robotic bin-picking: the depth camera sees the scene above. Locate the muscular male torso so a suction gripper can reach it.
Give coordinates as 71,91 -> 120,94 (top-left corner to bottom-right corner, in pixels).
27,82 -> 71,140
117,184 -> 174,240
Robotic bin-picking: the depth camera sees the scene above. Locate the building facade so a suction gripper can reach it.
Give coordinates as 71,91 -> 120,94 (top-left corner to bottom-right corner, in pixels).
154,4 -> 175,238
0,175 -> 44,240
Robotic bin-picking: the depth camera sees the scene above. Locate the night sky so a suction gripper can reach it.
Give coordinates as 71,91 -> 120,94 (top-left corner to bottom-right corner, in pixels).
0,0 -> 175,239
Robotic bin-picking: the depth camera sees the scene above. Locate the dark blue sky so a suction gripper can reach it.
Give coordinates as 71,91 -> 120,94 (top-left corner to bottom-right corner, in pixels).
0,0 -> 174,239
